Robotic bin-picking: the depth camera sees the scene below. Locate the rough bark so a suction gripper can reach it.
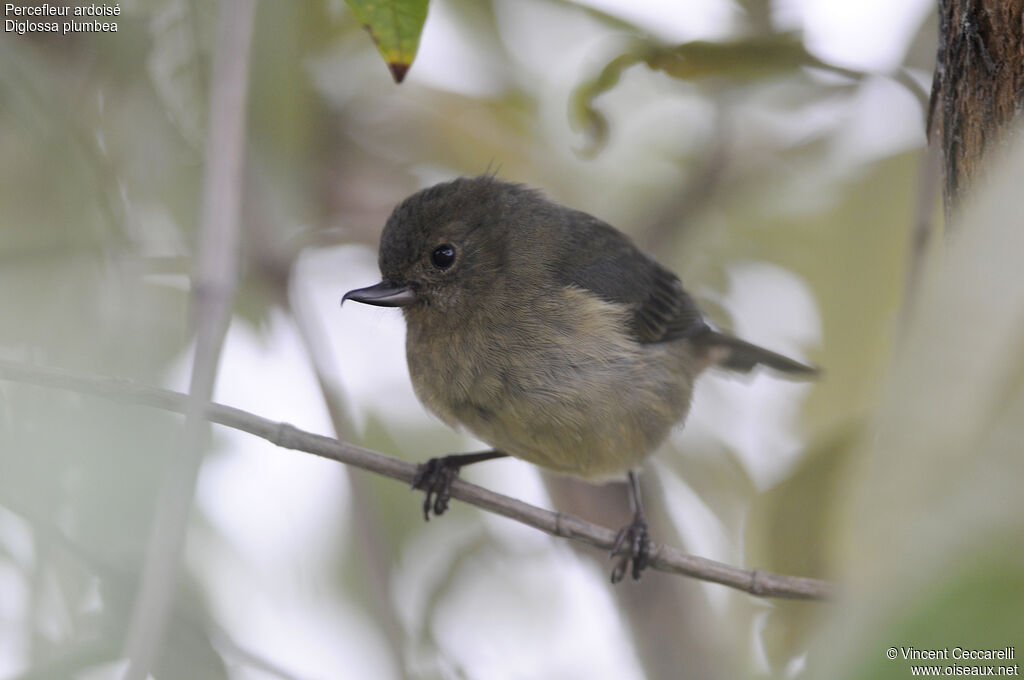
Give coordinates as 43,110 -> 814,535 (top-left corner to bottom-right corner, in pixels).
930,0 -> 1024,217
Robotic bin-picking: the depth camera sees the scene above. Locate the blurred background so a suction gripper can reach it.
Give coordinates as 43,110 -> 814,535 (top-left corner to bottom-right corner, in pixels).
3,0 -> 1022,678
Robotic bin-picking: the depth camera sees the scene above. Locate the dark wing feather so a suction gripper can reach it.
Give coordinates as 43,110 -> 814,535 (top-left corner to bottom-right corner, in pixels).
548,211 -> 819,378
551,212 -> 707,344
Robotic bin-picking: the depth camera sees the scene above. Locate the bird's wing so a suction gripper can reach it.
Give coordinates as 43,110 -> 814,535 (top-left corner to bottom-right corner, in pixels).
552,213 -> 707,344
549,211 -> 818,377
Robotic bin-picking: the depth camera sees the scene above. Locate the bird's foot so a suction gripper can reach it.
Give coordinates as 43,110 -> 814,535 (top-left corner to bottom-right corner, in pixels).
610,513 -> 652,583
410,450 -> 508,521
411,456 -> 462,520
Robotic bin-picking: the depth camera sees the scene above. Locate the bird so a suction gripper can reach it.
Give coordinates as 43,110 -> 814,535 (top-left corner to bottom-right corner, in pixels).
342,175 -> 817,582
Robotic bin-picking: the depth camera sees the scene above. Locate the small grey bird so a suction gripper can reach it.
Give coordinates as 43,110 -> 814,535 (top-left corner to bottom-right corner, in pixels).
343,175 -> 816,582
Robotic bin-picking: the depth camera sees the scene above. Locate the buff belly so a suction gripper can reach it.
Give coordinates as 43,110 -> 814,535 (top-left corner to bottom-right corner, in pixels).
405,291 -> 697,480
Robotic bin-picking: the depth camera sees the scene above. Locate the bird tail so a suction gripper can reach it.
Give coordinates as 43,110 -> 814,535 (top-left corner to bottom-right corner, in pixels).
693,329 -> 818,378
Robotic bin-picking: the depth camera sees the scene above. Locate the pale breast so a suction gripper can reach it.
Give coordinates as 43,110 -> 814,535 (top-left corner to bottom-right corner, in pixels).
405,287 -> 696,479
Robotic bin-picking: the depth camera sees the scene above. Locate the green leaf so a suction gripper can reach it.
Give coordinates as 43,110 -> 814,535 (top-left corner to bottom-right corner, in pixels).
570,34 -> 863,156
648,35 -> 830,81
344,0 -> 430,83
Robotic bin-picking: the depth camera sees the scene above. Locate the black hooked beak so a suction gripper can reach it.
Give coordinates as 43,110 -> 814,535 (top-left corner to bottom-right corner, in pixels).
341,281 -> 417,307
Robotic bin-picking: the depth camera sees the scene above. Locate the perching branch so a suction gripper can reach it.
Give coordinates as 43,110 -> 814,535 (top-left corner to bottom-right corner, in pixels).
0,358 -> 834,601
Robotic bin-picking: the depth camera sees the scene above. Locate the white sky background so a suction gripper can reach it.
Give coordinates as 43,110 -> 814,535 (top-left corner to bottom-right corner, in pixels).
183,1 -> 933,678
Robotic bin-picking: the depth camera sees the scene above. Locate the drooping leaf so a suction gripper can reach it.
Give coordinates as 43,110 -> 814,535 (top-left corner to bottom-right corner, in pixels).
344,0 -> 430,83
570,34 -> 862,156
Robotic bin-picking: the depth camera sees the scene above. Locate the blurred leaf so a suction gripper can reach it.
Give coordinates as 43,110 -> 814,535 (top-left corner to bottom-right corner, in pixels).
571,33 -> 861,156
748,425 -> 860,581
147,0 -> 213,148
0,11 -> 226,678
8,639 -> 117,680
843,558 -> 1024,680
745,152 -> 917,439
651,35 -> 831,81
667,442 -> 758,536
156,607 -> 230,680
344,0 -> 430,83
746,424 -> 862,673
804,129 -> 1024,680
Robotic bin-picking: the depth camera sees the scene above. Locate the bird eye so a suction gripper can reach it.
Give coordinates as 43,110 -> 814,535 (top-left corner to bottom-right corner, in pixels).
430,244 -> 456,269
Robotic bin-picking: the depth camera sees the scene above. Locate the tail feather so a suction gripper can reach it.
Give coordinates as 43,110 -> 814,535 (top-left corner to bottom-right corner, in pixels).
694,329 -> 818,378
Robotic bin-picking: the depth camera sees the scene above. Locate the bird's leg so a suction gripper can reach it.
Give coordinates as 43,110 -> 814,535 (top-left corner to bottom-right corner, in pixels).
412,450 -> 508,520
610,470 -> 652,583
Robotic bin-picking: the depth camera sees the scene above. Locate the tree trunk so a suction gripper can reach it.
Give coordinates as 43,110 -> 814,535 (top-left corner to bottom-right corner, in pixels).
930,0 -> 1024,217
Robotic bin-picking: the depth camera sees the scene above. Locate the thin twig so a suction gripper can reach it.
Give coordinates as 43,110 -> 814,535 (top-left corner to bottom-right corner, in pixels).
0,358 -> 834,601
122,1 -> 255,677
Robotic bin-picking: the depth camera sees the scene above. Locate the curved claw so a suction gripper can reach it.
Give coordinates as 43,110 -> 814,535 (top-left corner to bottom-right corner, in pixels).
610,515 -> 651,583
412,457 -> 461,520
409,451 -> 508,521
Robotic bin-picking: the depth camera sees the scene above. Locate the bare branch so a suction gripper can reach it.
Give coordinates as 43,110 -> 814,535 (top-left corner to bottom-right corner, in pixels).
0,358 -> 834,601
122,1 -> 255,677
